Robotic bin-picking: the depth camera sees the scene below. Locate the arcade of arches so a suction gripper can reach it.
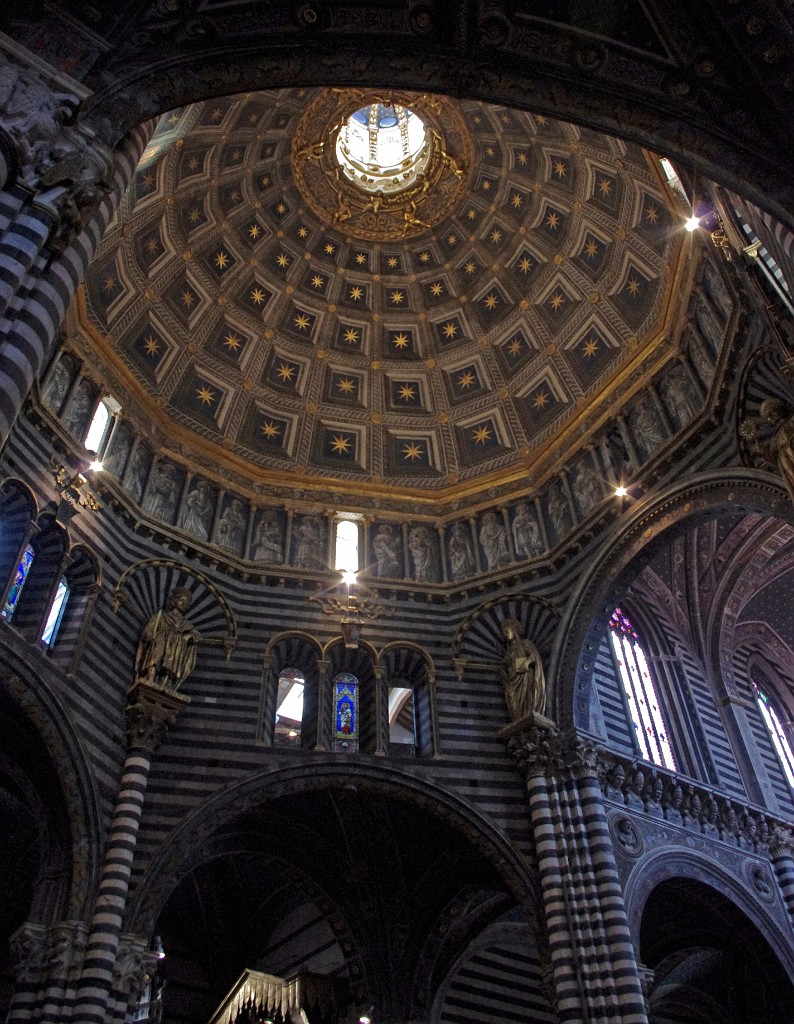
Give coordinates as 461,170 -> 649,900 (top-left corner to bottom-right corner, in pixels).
1,4 -> 794,1024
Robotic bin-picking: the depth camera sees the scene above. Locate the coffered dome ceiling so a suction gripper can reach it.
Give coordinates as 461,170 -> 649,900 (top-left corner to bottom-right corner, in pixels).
80,87 -> 692,508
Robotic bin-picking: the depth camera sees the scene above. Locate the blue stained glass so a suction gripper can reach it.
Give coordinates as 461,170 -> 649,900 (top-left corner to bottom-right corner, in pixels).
2,544 -> 34,621
333,672 -> 358,751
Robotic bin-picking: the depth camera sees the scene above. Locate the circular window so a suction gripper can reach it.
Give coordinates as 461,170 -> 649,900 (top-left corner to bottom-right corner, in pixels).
335,102 -> 431,195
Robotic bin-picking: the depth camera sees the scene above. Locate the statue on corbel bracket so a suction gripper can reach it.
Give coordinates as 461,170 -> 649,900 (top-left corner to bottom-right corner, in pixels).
500,618 -> 547,721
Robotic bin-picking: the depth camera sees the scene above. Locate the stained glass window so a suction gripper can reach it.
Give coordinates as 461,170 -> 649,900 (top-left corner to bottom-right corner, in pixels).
2,544 -> 34,621
609,607 -> 676,770
274,668 -> 304,747
41,576 -> 69,648
753,682 -> 794,787
333,671 -> 358,751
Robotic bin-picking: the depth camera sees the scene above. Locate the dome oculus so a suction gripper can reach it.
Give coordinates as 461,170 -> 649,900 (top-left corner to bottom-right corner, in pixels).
335,103 -> 431,195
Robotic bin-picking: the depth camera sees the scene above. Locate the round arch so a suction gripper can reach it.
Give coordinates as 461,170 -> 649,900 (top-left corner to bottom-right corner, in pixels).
549,468 -> 793,731
125,758 -> 540,938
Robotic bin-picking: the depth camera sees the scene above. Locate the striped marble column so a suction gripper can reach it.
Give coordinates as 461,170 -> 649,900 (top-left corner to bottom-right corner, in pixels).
0,121 -> 153,447
6,922 -> 48,1024
770,827 -> 794,926
506,723 -> 648,1024
71,682 -> 188,1024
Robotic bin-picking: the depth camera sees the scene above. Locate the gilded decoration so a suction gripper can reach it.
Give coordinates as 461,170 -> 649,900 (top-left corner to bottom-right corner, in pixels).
290,90 -> 472,242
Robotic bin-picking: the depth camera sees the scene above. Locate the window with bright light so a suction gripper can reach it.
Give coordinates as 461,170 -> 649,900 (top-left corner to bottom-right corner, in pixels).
2,544 -> 34,621
41,576 -> 69,648
336,102 -> 430,195
274,668 -> 305,748
753,681 -> 794,787
609,608 -> 676,770
335,519 -> 359,574
389,686 -> 415,749
83,395 -> 121,458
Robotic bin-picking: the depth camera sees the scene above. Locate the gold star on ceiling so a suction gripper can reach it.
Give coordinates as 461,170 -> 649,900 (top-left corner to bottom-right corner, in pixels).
196,385 -> 215,405
250,287 -> 266,305
180,290 -> 195,308
483,292 -> 498,310
500,113 -> 510,125
508,338 -> 522,356
210,107 -> 223,121
144,335 -> 160,356
398,384 -> 416,401
481,180 -> 492,192
293,313 -> 311,330
645,204 -> 659,224
337,377 -> 356,394
546,211 -> 559,230
330,434 -> 352,454
490,229 -> 502,244
549,291 -> 565,311
533,391 -> 549,409
464,261 -> 477,275
229,189 -> 241,203
553,160 -> 567,178
248,224 -> 262,239
187,208 -> 201,223
430,282 -> 444,297
518,256 -> 533,274
276,363 -> 296,382
472,425 -> 492,445
485,145 -> 495,157
223,332 -> 242,351
387,257 -> 398,268
168,113 -> 180,126
324,243 -> 336,255
419,252 -> 431,263
141,171 -> 156,190
260,174 -> 272,188
390,290 -> 405,304
276,253 -> 289,268
583,338 -> 599,357
457,371 -> 475,389
447,234 -> 458,245
343,328 -> 359,344
442,322 -> 458,339
349,286 -> 364,301
392,332 -> 410,349
584,239 -> 599,259
467,208 -> 477,220
402,442 -> 423,461
355,252 -> 367,264
517,151 -> 528,165
297,226 -> 309,238
261,420 -> 280,439
214,251 -> 230,270
511,193 -> 523,209
626,277 -> 641,296
145,238 -> 160,254
311,274 -> 325,289
598,178 -> 612,198
275,201 -> 287,214
103,275 -> 118,292
535,114 -> 547,126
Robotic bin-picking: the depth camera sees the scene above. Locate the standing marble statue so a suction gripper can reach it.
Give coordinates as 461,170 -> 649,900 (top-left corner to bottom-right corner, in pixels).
134,587 -> 200,692
500,618 -> 546,720
754,398 -> 794,506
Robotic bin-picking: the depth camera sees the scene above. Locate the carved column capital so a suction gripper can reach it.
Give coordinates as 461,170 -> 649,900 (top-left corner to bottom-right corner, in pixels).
113,935 -> 159,1000
8,921 -> 48,983
770,824 -> 794,858
504,723 -> 601,781
45,920 -> 87,982
125,681 -> 189,753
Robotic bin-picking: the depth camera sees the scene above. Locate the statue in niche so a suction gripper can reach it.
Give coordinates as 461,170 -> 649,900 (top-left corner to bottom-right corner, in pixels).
448,521 -> 476,579
180,480 -> 213,540
294,515 -> 325,570
103,425 -> 131,478
547,484 -> 572,541
134,587 -> 200,692
500,618 -> 546,720
689,335 -> 714,388
252,510 -> 283,563
661,366 -> 701,428
631,395 -> 667,459
372,523 -> 400,577
512,503 -> 542,560
604,763 -> 626,802
145,463 -> 178,521
216,498 -> 245,552
63,384 -> 92,438
128,446 -> 151,503
572,461 -> 602,517
42,360 -> 71,412
742,397 -> 794,506
408,525 -> 435,582
479,511 -> 510,570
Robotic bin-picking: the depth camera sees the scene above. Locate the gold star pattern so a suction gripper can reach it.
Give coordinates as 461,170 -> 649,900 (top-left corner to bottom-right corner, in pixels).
419,251 -> 431,263
472,425 -> 492,445
402,442 -> 423,461
490,228 -> 502,244
343,327 -> 360,344
297,226 -> 309,238
324,242 -> 336,255
293,313 -> 311,331
223,332 -> 242,351
626,276 -> 641,297
260,421 -> 280,439
143,335 -> 160,357
500,113 -> 510,125
330,434 -> 351,454
447,233 -> 458,245
508,337 -> 523,357
645,204 -> 659,224
248,224 -> 262,240
518,256 -> 533,274
598,177 -> 612,198
355,252 -> 367,264
187,207 -> 201,223
103,274 -> 118,292
145,237 -> 160,255
214,251 -> 230,271
276,253 -> 290,268
457,371 -> 475,389
210,107 -> 223,122
535,114 -> 547,126
349,286 -> 364,301
546,211 -> 559,230
583,338 -> 599,358
228,189 -> 241,204
517,151 -> 528,165
250,287 -> 266,305
337,377 -> 356,395
553,159 -> 567,178
548,291 -> 565,311
464,260 -> 477,275
387,256 -> 398,268
180,290 -> 195,308
442,321 -> 458,340
483,292 -> 498,311
141,171 -> 156,191
390,290 -> 405,305
584,239 -> 599,259
168,113 -> 180,127
533,391 -> 549,409
485,145 -> 495,157
467,208 -> 477,220
196,385 -> 215,405
398,384 -> 416,401
260,174 -> 272,188
511,192 -> 523,209
481,179 -> 492,192
276,363 -> 296,382
275,201 -> 287,215
430,282 -> 444,297
392,332 -> 410,349
311,274 -> 325,289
